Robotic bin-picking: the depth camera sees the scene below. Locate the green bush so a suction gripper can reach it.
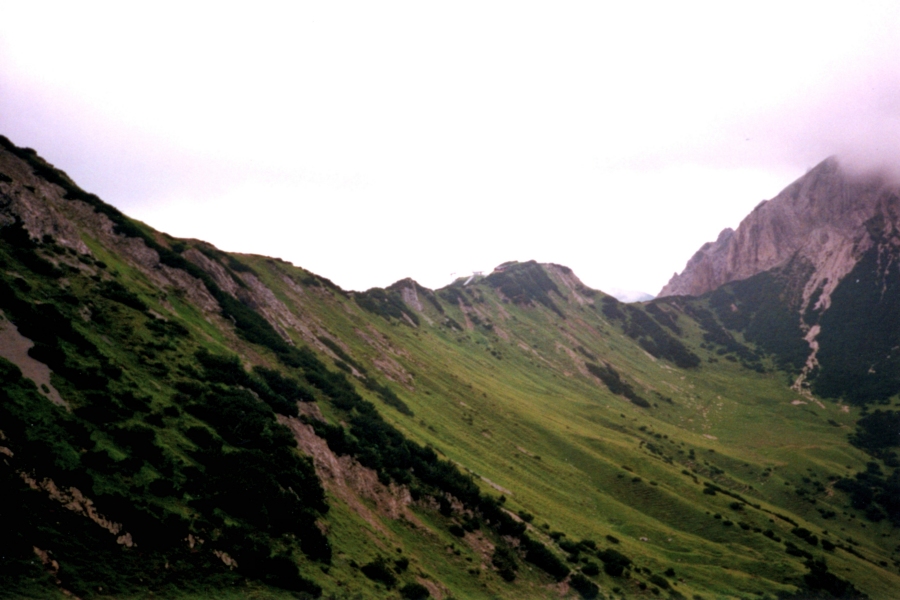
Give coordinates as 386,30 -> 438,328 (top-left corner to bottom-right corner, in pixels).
597,548 -> 632,577
570,573 -> 600,598
362,376 -> 413,416
360,557 -> 397,587
96,279 -> 148,312
799,558 -> 867,599
784,541 -> 812,559
585,362 -> 650,407
400,582 -> 431,599
790,527 -> 819,546
520,535 -> 569,581
491,546 -> 518,582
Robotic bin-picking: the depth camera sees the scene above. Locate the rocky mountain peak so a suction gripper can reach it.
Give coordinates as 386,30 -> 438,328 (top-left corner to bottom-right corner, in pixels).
658,156 -> 900,313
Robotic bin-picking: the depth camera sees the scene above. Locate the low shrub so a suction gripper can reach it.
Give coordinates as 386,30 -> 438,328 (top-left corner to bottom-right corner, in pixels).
585,362 -> 650,407
649,574 -> 671,589
570,573 -> 600,598
598,548 -> 632,577
520,535 -> 570,581
360,557 -> 397,587
491,546 -> 518,582
400,582 -> 431,599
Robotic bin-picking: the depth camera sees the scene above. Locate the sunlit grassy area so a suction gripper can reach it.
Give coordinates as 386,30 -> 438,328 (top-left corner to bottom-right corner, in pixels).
238,255 -> 899,598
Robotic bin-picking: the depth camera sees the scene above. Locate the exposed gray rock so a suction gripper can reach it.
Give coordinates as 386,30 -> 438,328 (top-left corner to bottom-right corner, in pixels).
659,157 -> 900,317
399,282 -> 423,312
0,151 -> 91,254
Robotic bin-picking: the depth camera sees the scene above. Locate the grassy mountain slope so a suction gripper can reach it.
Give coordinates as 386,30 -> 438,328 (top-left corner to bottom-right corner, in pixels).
1,136 -> 898,599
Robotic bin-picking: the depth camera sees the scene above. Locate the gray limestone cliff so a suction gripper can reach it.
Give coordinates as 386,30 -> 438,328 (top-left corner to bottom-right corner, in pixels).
658,157 -> 900,313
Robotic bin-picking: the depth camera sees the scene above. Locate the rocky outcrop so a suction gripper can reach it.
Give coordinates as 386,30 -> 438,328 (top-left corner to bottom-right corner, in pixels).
658,157 -> 900,315
277,415 -> 424,533
0,143 -> 224,316
0,148 -> 90,255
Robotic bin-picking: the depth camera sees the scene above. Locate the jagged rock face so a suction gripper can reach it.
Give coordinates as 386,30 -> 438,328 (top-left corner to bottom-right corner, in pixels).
660,156 -> 900,402
658,157 -> 900,314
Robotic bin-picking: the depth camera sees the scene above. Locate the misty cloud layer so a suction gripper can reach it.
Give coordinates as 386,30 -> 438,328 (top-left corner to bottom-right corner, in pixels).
3,2 -> 900,294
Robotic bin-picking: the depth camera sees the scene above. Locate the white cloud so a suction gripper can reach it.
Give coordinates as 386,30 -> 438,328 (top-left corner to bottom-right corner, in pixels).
3,2 -> 900,294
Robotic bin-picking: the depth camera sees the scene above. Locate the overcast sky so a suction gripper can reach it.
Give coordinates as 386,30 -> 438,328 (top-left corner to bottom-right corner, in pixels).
3,2 -> 900,295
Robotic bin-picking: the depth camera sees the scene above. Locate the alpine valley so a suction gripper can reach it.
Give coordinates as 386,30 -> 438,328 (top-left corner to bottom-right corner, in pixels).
1,136 -> 899,600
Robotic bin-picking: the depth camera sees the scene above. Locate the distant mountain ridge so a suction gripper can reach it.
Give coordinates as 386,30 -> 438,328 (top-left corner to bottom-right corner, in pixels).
604,288 -> 654,303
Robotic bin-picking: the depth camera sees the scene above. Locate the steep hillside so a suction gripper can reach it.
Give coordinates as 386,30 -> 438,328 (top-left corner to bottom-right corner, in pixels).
1,136 -> 898,599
